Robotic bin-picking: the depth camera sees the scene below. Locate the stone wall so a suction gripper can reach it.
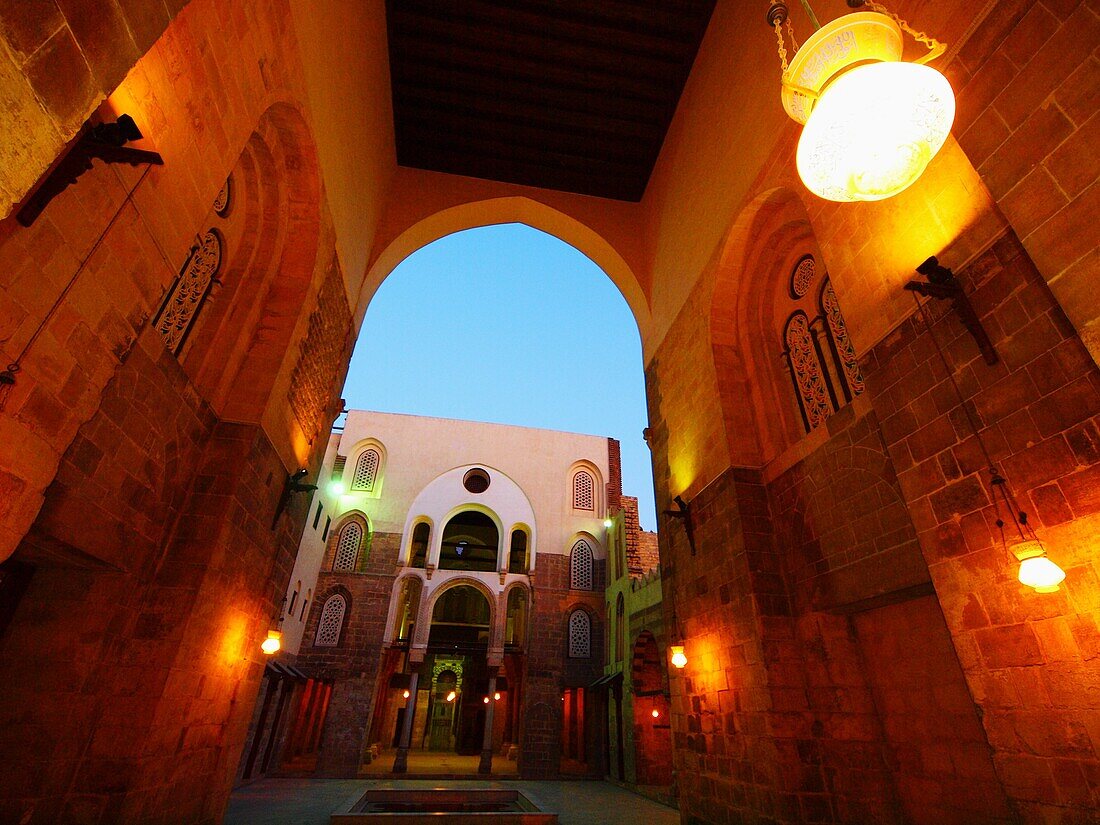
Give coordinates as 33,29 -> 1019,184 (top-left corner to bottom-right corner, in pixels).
521,553 -> 605,778
0,326 -> 310,824
655,228 -> 1100,824
293,530 -> 401,775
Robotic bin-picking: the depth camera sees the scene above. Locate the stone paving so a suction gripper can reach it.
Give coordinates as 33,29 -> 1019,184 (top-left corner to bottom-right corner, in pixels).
225,778 -> 680,825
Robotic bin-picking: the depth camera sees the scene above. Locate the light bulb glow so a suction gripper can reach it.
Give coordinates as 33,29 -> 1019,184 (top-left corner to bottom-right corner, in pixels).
494,692 -> 501,701
797,61 -> 954,202
446,690 -> 456,702
1018,555 -> 1066,593
328,480 -> 346,497
651,709 -> 660,719
670,645 -> 687,669
260,629 -> 282,655
603,518 -> 613,529
402,690 -> 410,700
483,696 -> 490,704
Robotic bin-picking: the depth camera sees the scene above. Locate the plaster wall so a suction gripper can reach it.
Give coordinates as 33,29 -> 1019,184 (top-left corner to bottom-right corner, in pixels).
331,410 -> 612,561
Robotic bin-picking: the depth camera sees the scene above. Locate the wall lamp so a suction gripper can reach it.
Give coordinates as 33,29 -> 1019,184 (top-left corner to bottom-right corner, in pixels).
271,469 -> 318,528
663,495 -> 695,555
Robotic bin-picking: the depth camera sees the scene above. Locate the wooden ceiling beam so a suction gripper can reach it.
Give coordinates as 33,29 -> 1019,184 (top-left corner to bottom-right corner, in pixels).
396,122 -> 653,176
396,0 -> 697,60
393,83 -> 665,144
388,10 -> 687,81
391,66 -> 671,122
396,146 -> 646,202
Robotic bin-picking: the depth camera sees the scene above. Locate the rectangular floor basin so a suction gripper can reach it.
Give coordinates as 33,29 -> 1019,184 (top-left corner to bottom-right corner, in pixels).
332,788 -> 558,824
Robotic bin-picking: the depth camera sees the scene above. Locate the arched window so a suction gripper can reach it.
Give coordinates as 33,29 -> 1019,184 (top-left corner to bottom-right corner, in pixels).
568,610 -> 591,658
509,529 -> 529,574
410,522 -> 430,568
314,594 -> 347,646
333,521 -> 365,571
781,255 -> 864,435
615,593 -> 625,663
572,470 -> 595,510
569,540 -> 593,590
288,580 -> 301,616
351,448 -> 381,492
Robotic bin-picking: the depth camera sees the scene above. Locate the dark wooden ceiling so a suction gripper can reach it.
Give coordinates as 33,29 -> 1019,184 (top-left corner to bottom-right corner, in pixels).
385,0 -> 717,202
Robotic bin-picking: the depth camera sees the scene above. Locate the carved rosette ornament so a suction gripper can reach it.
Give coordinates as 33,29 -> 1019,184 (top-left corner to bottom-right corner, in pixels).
790,254 -> 817,298
213,176 -> 232,217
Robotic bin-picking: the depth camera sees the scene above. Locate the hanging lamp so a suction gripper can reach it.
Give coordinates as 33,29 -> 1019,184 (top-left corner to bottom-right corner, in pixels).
767,0 -> 955,202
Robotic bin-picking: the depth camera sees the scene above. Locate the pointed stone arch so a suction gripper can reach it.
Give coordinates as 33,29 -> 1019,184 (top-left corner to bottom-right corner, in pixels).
360,196 -> 651,342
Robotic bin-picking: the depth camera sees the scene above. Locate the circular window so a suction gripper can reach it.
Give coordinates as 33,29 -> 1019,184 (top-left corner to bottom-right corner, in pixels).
463,468 -> 490,494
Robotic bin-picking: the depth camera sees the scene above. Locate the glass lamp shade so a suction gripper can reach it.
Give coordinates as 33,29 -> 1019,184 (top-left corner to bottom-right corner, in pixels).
796,61 -> 955,202
260,629 -> 282,655
1012,539 -> 1066,593
670,645 -> 687,669
1018,555 -> 1066,593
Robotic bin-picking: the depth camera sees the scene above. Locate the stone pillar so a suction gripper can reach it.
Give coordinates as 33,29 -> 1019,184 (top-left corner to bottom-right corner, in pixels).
391,670 -> 420,773
478,673 -> 498,774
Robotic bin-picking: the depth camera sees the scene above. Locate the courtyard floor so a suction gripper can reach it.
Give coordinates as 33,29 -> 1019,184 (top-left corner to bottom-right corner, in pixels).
225,778 -> 680,825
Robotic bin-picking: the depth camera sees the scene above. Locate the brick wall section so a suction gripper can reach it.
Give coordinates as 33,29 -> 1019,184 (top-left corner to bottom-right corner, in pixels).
294,531 -> 401,775
0,0 -> 190,218
951,0 -> 1100,360
0,0 -> 325,565
860,231 -> 1100,822
853,596 -> 1015,825
521,553 -> 605,778
768,402 -> 930,614
653,227 -> 1100,823
607,437 -> 622,513
0,326 -> 308,824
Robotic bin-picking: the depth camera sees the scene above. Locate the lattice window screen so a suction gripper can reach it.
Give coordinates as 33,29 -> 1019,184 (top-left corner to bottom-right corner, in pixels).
333,522 -> 363,571
570,540 -> 593,590
784,312 -> 833,432
351,449 -> 380,492
314,595 -> 347,646
568,610 -> 591,658
572,471 -> 594,510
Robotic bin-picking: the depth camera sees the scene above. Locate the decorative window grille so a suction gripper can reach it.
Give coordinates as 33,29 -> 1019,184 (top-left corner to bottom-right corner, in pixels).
783,311 -> 834,433
572,471 -> 594,510
615,593 -> 625,662
333,521 -> 364,571
314,594 -> 346,646
568,610 -> 591,658
154,229 -> 223,354
351,449 -> 381,492
569,540 -> 593,590
820,279 -> 866,398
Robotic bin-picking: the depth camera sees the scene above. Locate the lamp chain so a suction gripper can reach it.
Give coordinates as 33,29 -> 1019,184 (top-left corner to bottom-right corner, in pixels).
861,0 -> 946,62
773,20 -> 790,73
785,18 -> 800,52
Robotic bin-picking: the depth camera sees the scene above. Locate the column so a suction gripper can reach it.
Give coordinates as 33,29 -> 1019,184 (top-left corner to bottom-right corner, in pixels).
391,670 -> 420,773
478,673 -> 498,774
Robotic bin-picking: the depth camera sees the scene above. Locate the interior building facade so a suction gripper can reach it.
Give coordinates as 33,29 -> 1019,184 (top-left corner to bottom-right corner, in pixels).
239,410 -> 622,781
0,1 -> 1097,824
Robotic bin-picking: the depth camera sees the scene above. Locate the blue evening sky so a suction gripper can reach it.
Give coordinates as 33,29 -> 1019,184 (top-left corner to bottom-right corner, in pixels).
341,224 -> 657,530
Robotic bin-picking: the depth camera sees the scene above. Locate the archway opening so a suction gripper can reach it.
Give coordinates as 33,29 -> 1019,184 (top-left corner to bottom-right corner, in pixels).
630,631 -> 672,789
439,512 -> 499,573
